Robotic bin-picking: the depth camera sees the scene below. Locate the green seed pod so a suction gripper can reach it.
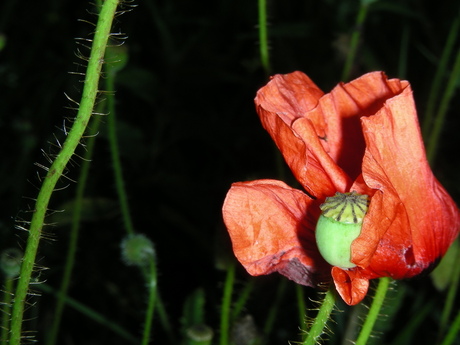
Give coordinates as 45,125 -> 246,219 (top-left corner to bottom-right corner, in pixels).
315,191 -> 369,269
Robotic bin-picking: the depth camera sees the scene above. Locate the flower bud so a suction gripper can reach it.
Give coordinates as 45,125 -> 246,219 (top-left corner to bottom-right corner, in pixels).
0,248 -> 23,278
315,191 -> 369,269
186,324 -> 213,345
121,234 -> 155,267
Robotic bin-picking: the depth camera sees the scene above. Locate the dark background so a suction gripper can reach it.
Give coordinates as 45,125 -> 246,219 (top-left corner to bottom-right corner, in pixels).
1,0 -> 460,344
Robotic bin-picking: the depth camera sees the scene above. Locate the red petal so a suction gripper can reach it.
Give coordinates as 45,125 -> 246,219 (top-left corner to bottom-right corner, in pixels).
354,84 -> 460,278
255,72 -> 349,198
331,267 -> 370,305
255,71 -> 324,126
222,179 -> 330,287
295,71 -> 408,181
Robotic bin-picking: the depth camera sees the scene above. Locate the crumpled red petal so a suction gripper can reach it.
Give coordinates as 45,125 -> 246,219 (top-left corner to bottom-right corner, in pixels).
331,267 -> 370,305
222,179 -> 330,287
352,84 -> 460,278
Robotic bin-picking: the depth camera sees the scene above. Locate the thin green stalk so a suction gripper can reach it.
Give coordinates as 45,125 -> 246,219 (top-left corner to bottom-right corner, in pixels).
141,258 -> 158,345
341,3 -> 369,81
296,284 -> 307,337
154,289 -> 175,344
220,263 -> 235,345
263,278 -> 287,341
46,105 -> 104,345
9,1 -> 119,344
258,0 -> 271,76
398,24 -> 410,79
427,46 -> 460,164
354,277 -> 391,345
231,278 -> 255,322
439,247 -> 460,338
422,11 -> 460,139
440,308 -> 460,345
1,278 -> 14,345
37,283 -> 137,343
303,288 -> 336,345
106,50 -> 135,236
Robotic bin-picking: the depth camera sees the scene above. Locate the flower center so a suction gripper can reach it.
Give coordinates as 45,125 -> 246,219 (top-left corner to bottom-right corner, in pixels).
315,191 -> 369,269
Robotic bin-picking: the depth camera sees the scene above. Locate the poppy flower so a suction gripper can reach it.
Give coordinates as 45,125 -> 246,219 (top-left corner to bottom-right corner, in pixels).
222,71 -> 460,305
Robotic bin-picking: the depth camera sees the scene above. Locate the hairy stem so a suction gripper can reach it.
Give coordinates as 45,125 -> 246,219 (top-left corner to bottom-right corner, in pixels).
354,277 -> 391,345
303,288 -> 335,345
9,1 -> 120,343
141,258 -> 158,345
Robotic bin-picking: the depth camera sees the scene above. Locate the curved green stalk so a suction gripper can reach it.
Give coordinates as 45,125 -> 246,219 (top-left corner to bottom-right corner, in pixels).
354,277 -> 391,345
296,284 -> 307,337
258,0 -> 271,76
440,308 -> 460,345
439,247 -> 460,338
422,11 -> 460,139
9,1 -> 120,344
106,48 -> 135,236
141,258 -> 158,345
38,283 -> 137,343
302,288 -> 336,345
341,3 -> 369,81
426,46 -> 460,164
220,262 -> 235,345
263,278 -> 288,342
231,278 -> 254,322
1,278 -> 14,345
46,105 -> 104,345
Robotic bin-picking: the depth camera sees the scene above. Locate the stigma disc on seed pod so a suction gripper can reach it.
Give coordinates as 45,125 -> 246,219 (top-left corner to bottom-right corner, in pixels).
315,191 -> 369,269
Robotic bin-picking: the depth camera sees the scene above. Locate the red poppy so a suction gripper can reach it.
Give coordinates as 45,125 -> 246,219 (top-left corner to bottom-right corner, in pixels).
222,71 -> 460,305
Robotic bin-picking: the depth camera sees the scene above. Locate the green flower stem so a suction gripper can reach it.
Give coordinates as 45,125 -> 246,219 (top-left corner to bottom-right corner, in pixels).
263,278 -> 287,339
141,258 -> 158,345
9,1 -> 119,344
106,48 -> 135,236
1,277 -> 14,345
296,284 -> 307,336
258,0 -> 271,76
220,262 -> 235,345
397,24 -> 410,78
422,10 -> 460,139
440,308 -> 460,345
46,104 -> 104,345
439,246 -> 460,338
427,45 -> 460,164
37,283 -> 137,343
354,277 -> 391,345
303,288 -> 336,345
341,2 -> 369,81
231,278 -> 254,322
153,289 -> 175,344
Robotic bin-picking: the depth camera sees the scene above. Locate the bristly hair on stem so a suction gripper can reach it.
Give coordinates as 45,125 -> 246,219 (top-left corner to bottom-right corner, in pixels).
300,286 -> 337,345
8,1 -> 127,344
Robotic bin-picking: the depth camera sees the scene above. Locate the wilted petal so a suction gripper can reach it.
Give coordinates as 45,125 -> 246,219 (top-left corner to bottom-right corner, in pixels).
353,84 -> 460,278
331,266 -> 370,305
222,179 -> 330,287
296,72 -> 408,181
256,73 -> 349,198
255,71 -> 324,126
